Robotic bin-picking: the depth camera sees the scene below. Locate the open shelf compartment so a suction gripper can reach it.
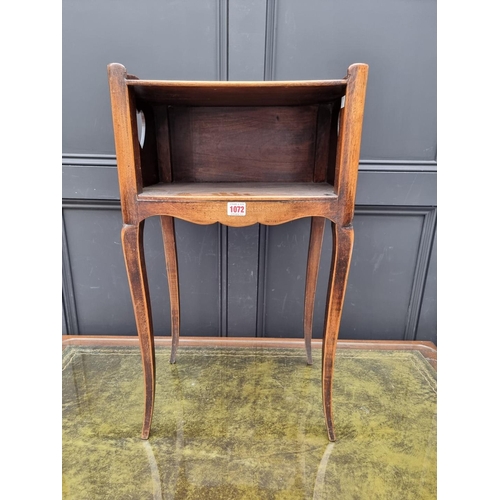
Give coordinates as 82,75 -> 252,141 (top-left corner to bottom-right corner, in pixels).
126,77 -> 347,194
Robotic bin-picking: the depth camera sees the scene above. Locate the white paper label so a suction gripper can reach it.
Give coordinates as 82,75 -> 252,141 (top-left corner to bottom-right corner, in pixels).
227,202 -> 246,216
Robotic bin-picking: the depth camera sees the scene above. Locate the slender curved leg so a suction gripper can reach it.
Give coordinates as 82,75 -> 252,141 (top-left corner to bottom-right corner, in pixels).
322,223 -> 354,441
122,221 -> 156,440
160,216 -> 180,364
304,217 -> 326,365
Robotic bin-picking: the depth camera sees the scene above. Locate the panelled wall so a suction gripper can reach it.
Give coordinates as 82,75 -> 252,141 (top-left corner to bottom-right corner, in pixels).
62,0 -> 437,344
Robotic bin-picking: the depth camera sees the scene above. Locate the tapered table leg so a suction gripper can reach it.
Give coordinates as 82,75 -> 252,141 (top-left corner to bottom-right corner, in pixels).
122,221 -> 156,439
304,217 -> 326,365
160,216 -> 180,364
322,223 -> 354,441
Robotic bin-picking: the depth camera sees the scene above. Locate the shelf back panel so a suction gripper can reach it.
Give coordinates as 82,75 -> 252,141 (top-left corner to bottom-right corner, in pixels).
168,105 -> 321,183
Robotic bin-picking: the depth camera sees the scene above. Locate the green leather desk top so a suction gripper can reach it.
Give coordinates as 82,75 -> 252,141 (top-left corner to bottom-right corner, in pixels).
63,338 -> 436,499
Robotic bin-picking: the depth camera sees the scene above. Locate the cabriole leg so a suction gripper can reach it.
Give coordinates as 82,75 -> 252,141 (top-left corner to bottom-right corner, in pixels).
160,216 -> 180,364
304,217 -> 326,365
122,221 -> 156,439
322,223 -> 354,441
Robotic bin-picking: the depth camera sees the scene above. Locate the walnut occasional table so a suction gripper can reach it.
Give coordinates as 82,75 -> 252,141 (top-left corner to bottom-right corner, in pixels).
107,62 -> 369,441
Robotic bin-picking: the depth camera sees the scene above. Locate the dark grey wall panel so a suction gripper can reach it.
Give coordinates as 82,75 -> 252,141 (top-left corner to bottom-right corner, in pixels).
62,0 -> 219,154
62,305 -> 68,335
264,213 -> 425,340
227,225 -> 260,336
416,231 -> 437,345
338,211 -> 428,340
174,220 -> 220,337
63,207 -> 220,336
271,0 -> 436,161
63,207 -> 137,335
228,0 -> 267,80
356,171 -> 437,206
62,214 -> 79,334
63,204 -> 436,341
263,218 -> 311,338
62,0 -> 437,343
62,161 -> 119,200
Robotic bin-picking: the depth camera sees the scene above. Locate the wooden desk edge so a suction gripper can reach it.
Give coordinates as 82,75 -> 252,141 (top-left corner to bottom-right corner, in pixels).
62,336 -> 437,370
